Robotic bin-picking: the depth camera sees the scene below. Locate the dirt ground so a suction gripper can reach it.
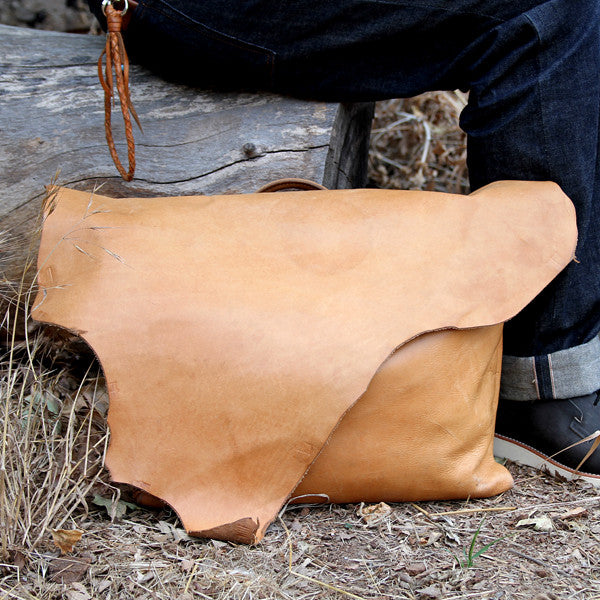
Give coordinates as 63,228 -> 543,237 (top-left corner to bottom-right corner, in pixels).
2,10 -> 600,600
12,477 -> 600,600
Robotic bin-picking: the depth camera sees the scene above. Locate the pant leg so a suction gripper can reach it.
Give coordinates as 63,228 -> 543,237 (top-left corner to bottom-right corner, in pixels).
89,0 -> 600,399
461,1 -> 600,354
456,0 -> 600,398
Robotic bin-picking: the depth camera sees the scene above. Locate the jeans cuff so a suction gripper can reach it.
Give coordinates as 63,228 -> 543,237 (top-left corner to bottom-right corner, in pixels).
500,334 -> 600,401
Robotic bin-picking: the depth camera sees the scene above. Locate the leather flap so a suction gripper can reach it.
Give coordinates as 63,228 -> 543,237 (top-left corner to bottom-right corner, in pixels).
32,181 -> 576,542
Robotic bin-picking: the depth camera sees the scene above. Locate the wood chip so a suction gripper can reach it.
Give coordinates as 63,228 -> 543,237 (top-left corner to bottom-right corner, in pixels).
417,584 -> 443,599
516,516 -> 554,532
48,555 -> 91,583
357,502 -> 392,525
65,582 -> 92,600
405,562 -> 427,576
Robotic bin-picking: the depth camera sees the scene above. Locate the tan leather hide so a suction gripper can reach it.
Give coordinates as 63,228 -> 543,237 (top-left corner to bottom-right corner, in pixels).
33,181 -> 577,543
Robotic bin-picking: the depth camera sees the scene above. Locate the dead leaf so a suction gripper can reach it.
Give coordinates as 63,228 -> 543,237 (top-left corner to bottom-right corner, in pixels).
158,520 -> 193,542
570,548 -> 587,567
444,528 -> 461,545
180,559 -> 195,572
405,562 -> 427,576
558,507 -> 587,521
289,519 -> 303,533
9,550 -> 27,569
93,494 -> 137,520
80,382 -> 109,418
516,516 -> 553,532
357,502 -> 392,525
65,582 -> 92,600
424,530 -> 442,546
48,554 -> 91,583
51,529 -> 84,554
417,583 -> 443,599
96,579 -> 112,594
151,532 -> 171,544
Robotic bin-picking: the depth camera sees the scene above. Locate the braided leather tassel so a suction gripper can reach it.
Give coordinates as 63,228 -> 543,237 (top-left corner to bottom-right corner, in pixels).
98,3 -> 142,181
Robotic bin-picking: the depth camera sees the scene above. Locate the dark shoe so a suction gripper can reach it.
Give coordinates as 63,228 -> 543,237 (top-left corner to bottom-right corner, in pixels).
494,392 -> 600,486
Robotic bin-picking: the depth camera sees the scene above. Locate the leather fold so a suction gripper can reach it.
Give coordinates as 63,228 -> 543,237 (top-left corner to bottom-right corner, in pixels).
33,181 -> 577,543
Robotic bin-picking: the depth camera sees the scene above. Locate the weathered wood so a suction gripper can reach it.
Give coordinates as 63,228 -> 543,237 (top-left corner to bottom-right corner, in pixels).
0,24 -> 374,293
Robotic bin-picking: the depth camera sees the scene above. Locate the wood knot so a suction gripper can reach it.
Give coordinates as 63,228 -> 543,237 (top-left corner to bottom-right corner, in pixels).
242,143 -> 259,158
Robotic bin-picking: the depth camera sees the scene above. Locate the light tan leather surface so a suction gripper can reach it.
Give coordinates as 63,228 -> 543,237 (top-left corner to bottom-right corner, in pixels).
33,181 -> 577,543
293,325 -> 509,502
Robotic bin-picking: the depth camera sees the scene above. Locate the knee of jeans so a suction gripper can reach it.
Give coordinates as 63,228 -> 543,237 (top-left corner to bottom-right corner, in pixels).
522,0 -> 600,47
464,0 -> 598,104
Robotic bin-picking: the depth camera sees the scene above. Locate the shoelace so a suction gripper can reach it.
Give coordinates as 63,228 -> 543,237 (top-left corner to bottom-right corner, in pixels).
98,0 -> 142,181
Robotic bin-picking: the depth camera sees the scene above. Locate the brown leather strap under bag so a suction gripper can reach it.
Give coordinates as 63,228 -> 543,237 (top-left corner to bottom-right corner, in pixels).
32,179 -> 577,543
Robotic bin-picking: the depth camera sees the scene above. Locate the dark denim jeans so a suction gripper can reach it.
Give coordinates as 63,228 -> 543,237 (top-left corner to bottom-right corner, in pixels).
90,0 -> 600,400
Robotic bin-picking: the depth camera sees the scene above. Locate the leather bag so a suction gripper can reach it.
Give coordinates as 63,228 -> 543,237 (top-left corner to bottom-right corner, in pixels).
32,179 -> 577,543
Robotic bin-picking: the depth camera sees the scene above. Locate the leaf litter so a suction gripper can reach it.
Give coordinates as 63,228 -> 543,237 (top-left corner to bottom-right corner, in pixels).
51,529 -> 84,555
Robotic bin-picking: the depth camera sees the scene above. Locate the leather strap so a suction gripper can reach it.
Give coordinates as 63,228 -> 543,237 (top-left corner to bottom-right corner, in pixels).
256,178 -> 328,193
96,5 -> 318,187
98,2 -> 141,181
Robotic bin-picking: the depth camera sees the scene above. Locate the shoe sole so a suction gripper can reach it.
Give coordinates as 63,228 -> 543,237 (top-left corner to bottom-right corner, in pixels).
494,434 -> 600,488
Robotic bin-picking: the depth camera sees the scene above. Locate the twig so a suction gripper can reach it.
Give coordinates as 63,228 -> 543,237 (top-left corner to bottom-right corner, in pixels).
183,562 -> 198,595
419,119 -> 432,166
424,507 -> 517,517
507,549 -> 548,568
410,503 -> 431,517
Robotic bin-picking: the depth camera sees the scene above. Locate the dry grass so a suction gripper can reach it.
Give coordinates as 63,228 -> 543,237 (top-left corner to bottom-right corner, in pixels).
369,92 -> 469,194
2,95 -> 600,599
0,237 -> 108,550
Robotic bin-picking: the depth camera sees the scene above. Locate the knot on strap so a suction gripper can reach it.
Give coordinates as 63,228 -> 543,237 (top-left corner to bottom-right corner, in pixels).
106,9 -> 124,32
